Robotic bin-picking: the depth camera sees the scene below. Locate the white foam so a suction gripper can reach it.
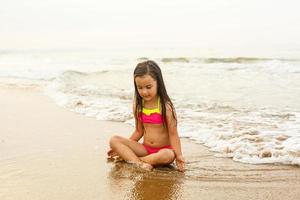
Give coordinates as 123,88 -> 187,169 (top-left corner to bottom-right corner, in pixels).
42,74 -> 300,167
43,79 -> 69,106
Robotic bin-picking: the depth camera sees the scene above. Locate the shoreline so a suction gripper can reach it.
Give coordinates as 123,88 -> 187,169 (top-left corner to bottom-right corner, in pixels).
1,87 -> 300,199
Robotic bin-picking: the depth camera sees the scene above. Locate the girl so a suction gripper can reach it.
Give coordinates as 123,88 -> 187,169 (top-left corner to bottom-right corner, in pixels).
107,60 -> 185,171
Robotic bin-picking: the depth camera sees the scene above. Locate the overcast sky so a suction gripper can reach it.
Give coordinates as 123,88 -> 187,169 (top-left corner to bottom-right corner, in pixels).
1,0 -> 300,51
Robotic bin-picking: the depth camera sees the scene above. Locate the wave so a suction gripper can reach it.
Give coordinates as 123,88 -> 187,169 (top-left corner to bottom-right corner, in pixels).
161,57 -> 190,63
58,70 -> 110,80
153,57 -> 300,64
61,70 -> 88,76
203,57 -> 272,64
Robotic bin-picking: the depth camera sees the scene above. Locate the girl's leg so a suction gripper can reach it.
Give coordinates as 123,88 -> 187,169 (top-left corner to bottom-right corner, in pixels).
109,135 -> 149,165
139,149 -> 175,166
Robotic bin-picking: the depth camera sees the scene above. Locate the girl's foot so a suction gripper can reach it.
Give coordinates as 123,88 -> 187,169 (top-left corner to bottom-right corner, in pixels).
114,156 -> 124,162
127,160 -> 153,171
139,162 -> 153,171
132,162 -> 153,171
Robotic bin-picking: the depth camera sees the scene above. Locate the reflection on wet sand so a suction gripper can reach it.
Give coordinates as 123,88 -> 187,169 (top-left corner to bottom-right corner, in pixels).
108,161 -> 184,200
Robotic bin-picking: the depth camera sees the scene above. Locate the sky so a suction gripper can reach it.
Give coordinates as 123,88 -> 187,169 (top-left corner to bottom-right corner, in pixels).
1,0 -> 300,53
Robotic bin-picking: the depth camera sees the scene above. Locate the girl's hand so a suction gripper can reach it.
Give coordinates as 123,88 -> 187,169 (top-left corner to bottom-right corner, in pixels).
107,149 -> 118,158
175,155 -> 185,172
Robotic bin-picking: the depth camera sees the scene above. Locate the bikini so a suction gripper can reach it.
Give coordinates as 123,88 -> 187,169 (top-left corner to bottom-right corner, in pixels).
139,97 -> 173,154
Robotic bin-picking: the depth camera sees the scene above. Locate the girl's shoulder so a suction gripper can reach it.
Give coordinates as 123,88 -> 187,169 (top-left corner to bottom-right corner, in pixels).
164,102 -> 172,111
163,102 -> 176,115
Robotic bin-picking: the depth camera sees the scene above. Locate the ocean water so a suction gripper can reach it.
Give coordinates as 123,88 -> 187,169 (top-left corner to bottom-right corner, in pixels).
1,48 -> 300,166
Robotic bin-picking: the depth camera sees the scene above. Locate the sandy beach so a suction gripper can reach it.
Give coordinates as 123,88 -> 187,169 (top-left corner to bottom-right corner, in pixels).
1,87 -> 300,200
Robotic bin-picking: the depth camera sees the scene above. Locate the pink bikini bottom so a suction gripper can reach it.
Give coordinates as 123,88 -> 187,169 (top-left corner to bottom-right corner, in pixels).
143,144 -> 173,155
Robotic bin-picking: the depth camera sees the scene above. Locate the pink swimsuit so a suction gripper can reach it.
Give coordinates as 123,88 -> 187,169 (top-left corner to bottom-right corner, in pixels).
143,144 -> 173,154
139,97 -> 173,154
138,97 -> 164,124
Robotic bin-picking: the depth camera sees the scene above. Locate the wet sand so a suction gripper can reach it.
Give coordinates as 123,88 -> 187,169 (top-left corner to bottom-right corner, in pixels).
1,87 -> 300,200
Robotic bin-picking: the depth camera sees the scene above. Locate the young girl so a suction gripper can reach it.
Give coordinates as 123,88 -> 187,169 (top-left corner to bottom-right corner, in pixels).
107,60 -> 185,171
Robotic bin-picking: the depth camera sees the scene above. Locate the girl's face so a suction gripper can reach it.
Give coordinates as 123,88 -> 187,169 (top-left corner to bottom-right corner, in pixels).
135,75 -> 158,102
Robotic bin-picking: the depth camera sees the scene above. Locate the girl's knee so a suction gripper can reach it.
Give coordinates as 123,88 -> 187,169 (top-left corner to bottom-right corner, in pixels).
159,150 -> 175,164
109,135 -> 124,147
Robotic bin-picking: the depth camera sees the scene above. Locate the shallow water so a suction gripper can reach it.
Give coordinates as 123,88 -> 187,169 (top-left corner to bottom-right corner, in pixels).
1,49 -> 300,166
1,88 -> 300,200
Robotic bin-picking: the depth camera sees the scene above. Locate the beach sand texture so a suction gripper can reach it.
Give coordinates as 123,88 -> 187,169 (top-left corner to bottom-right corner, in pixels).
1,88 -> 300,200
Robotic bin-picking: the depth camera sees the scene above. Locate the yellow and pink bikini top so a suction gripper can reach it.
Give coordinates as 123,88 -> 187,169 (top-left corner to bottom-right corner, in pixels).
139,97 -> 164,124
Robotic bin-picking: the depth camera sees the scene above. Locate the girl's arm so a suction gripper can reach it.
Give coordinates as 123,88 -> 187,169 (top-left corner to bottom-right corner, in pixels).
129,123 -> 143,141
129,102 -> 144,141
107,103 -> 142,158
166,104 -> 185,171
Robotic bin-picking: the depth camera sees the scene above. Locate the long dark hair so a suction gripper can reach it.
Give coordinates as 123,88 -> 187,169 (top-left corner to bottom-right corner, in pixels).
133,60 -> 177,131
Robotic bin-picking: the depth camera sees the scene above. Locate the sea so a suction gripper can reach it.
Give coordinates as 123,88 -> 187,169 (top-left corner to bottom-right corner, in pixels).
1,48 -> 300,166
